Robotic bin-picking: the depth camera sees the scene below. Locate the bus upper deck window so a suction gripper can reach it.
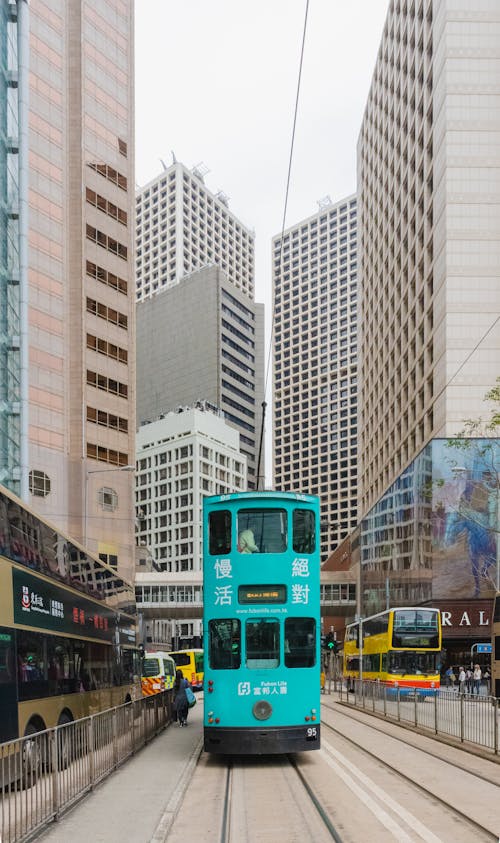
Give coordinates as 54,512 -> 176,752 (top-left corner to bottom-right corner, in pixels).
209,510 -> 231,555
237,509 -> 287,554
293,509 -> 316,553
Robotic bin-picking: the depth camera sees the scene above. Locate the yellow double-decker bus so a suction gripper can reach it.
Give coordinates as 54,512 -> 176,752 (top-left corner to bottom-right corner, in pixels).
0,484 -> 141,743
343,607 -> 442,697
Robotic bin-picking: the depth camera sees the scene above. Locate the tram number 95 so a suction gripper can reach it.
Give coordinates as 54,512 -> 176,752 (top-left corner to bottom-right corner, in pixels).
306,727 -> 318,740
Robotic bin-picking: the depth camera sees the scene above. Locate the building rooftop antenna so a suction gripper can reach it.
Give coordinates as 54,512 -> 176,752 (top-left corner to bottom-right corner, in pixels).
192,161 -> 209,182
318,195 -> 333,210
215,190 -> 229,207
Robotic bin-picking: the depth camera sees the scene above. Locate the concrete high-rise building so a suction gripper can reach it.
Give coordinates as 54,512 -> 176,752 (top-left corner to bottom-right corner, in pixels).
136,404 -> 246,573
358,0 -> 500,516
136,161 -> 255,303
356,0 -> 500,663
137,265 -> 265,489
272,196 -> 358,560
27,1 -> 136,580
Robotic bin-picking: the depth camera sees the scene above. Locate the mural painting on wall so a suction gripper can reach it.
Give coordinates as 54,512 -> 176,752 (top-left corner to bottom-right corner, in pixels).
431,439 -> 499,600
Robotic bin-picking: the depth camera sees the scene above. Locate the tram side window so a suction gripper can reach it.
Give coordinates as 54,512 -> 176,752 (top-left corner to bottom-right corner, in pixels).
284,618 -> 315,668
209,510 -> 231,555
209,619 -> 241,669
237,509 -> 287,554
246,619 -> 279,668
292,510 -> 316,553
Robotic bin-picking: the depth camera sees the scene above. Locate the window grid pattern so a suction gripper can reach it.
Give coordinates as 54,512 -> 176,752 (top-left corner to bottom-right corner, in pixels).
272,196 -> 358,559
135,162 -> 255,302
357,0 -> 434,515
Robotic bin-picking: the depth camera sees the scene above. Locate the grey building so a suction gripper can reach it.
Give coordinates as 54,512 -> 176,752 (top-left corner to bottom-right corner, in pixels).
137,265 -> 265,489
272,196 -> 358,561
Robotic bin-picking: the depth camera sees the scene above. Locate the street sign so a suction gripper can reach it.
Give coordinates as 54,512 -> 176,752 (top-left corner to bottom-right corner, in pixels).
476,643 -> 492,654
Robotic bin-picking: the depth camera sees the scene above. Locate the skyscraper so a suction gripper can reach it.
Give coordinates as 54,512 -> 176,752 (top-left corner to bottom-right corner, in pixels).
358,0 -> 500,516
0,0 -> 28,498
136,265 -> 264,489
27,1 -> 136,580
136,161 -> 255,303
272,196 -> 358,560
356,0 -> 500,658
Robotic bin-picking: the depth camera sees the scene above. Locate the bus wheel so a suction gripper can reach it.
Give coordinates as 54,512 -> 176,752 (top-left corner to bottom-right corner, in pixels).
57,712 -> 74,769
22,722 -> 44,788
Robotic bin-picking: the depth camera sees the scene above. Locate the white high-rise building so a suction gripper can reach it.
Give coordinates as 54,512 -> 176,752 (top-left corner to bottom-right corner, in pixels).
135,161 -> 255,302
135,404 -> 246,573
272,196 -> 358,560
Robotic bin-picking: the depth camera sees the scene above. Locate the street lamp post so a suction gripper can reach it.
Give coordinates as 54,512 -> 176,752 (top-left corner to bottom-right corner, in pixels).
84,464 -> 135,550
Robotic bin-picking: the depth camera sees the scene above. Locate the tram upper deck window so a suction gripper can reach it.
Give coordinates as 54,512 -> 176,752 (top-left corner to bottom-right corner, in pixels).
292,509 -> 316,553
209,510 -> 231,555
209,619 -> 241,669
237,509 -> 287,554
246,619 -> 279,668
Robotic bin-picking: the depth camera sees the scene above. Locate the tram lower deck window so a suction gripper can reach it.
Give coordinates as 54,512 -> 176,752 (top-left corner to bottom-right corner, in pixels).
284,618 -> 315,667
208,619 -> 241,669
246,619 -> 279,668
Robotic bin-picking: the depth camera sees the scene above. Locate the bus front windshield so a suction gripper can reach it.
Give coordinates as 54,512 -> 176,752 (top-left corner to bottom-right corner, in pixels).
388,652 -> 439,676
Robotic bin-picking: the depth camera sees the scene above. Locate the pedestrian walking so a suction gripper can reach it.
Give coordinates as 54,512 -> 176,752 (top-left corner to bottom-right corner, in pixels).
465,668 -> 472,694
473,664 -> 482,695
458,666 -> 466,694
483,668 -> 490,694
445,666 -> 453,687
173,669 -> 189,726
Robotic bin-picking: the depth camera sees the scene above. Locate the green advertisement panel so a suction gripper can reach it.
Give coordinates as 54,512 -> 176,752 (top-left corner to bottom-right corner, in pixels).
12,568 -> 115,642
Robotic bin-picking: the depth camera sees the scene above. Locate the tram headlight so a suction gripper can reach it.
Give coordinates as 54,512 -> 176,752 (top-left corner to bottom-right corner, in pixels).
252,700 -> 272,721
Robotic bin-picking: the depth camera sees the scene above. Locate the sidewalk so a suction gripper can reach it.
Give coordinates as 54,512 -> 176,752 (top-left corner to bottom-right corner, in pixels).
39,697 -> 203,843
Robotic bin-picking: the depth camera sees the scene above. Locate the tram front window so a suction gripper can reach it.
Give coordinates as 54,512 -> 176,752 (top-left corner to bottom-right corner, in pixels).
246,619 -> 279,668
284,617 -> 316,667
209,619 -> 241,669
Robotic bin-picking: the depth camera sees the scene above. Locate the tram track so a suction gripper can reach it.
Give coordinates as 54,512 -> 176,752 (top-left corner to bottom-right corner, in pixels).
321,701 -> 499,841
322,697 -> 500,786
216,753 -> 344,843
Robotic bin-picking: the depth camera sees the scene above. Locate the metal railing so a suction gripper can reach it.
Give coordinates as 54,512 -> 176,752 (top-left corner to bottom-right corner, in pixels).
0,691 -> 173,843
337,680 -> 499,755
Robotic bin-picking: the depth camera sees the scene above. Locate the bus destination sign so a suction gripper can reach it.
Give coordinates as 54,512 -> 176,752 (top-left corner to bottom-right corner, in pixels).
13,569 -> 114,642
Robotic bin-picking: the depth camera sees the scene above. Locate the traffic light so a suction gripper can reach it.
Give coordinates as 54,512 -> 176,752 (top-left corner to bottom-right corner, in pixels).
325,633 -> 336,652
320,634 -> 326,650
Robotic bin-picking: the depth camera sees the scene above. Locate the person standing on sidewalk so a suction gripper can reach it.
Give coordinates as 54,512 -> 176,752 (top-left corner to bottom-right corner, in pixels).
473,664 -> 482,695
458,666 -> 466,694
173,669 -> 189,726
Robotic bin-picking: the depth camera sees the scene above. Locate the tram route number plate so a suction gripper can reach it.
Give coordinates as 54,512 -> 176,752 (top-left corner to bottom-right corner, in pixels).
306,727 -> 318,741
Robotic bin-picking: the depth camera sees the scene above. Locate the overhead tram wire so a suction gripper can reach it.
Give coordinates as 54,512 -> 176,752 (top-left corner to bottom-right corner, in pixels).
256,0 -> 310,490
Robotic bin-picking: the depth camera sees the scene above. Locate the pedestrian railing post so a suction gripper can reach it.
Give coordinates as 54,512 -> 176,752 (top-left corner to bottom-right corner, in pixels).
112,709 -> 118,768
50,728 -> 59,818
383,684 -> 387,717
88,717 -> 95,788
414,690 -> 418,727
460,692 -> 464,743
494,697 -> 499,755
397,687 -> 401,722
434,691 -> 438,735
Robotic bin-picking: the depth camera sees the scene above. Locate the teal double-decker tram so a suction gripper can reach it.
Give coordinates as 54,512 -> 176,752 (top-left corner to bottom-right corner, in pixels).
203,491 -> 321,755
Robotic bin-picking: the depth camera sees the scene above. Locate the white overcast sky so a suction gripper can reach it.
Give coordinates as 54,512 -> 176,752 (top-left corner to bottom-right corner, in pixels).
135,0 -> 390,478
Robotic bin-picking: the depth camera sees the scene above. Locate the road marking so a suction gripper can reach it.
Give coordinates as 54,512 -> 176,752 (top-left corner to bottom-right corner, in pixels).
321,739 -> 444,843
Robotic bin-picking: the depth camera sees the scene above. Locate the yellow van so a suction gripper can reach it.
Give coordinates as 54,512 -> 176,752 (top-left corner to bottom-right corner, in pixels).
141,651 -> 176,697
168,649 -> 204,690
